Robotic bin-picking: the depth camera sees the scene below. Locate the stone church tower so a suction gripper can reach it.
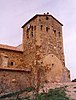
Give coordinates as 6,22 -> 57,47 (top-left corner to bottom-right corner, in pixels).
0,13 -> 70,95
22,13 -> 70,83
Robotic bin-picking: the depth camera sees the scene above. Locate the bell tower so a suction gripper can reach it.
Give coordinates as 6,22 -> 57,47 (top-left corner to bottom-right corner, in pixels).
22,13 -> 70,82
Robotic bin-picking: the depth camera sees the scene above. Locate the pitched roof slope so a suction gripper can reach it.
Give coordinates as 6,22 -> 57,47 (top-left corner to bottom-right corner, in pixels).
22,14 -> 63,28
0,44 -> 23,52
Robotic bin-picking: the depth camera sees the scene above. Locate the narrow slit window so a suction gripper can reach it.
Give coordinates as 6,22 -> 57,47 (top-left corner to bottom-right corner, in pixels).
58,32 -> 61,37
31,26 -> 33,31
31,32 -> 33,37
27,29 -> 29,33
46,27 -> 49,32
40,25 -> 43,30
34,26 -> 36,30
54,29 -> 56,36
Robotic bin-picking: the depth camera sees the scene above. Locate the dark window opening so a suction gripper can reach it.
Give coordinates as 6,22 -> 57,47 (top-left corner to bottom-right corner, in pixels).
58,32 -> 61,37
54,29 -> 56,36
34,26 -> 36,30
63,59 -> 65,66
41,25 -> 43,30
45,80 -> 49,83
11,62 -> 14,66
27,30 -> 28,33
46,27 -> 49,32
39,19 -> 41,22
52,63 -> 54,66
54,29 -> 56,33
46,16 -> 49,20
68,74 -> 70,78
60,47 -> 62,50
51,55 -> 53,57
31,32 -> 33,37
31,26 -> 33,31
26,33 -> 29,38
63,61 -> 65,66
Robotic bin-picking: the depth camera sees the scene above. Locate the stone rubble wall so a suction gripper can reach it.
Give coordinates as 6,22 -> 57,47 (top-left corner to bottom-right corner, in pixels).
0,49 -> 23,68
0,68 -> 32,95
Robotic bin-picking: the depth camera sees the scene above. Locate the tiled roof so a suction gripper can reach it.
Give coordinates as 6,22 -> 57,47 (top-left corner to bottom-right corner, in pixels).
0,44 -> 23,52
22,14 -> 63,28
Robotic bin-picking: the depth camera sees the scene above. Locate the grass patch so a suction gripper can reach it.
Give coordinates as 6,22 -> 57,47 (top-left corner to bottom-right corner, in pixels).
33,87 -> 69,100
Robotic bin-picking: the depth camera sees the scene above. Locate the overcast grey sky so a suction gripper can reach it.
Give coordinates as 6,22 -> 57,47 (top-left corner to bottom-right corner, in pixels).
0,0 -> 76,80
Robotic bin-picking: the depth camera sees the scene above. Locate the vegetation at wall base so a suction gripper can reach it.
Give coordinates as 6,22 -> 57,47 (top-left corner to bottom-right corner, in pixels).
33,87 -> 69,100
0,86 -> 69,100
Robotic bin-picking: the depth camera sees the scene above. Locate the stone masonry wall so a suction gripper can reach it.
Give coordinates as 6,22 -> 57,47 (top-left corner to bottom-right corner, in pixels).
35,15 -> 70,82
0,68 -> 31,95
22,14 -> 70,83
22,15 -> 65,67
0,49 -> 23,69
23,17 -> 38,68
35,15 -> 65,66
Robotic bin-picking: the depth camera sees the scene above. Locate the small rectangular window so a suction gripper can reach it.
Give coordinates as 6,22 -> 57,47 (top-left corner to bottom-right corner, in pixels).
11,62 -> 15,66
46,27 -> 49,32
11,62 -> 13,65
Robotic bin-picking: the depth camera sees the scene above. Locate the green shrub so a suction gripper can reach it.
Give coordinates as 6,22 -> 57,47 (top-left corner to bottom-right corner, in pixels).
33,87 -> 69,100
